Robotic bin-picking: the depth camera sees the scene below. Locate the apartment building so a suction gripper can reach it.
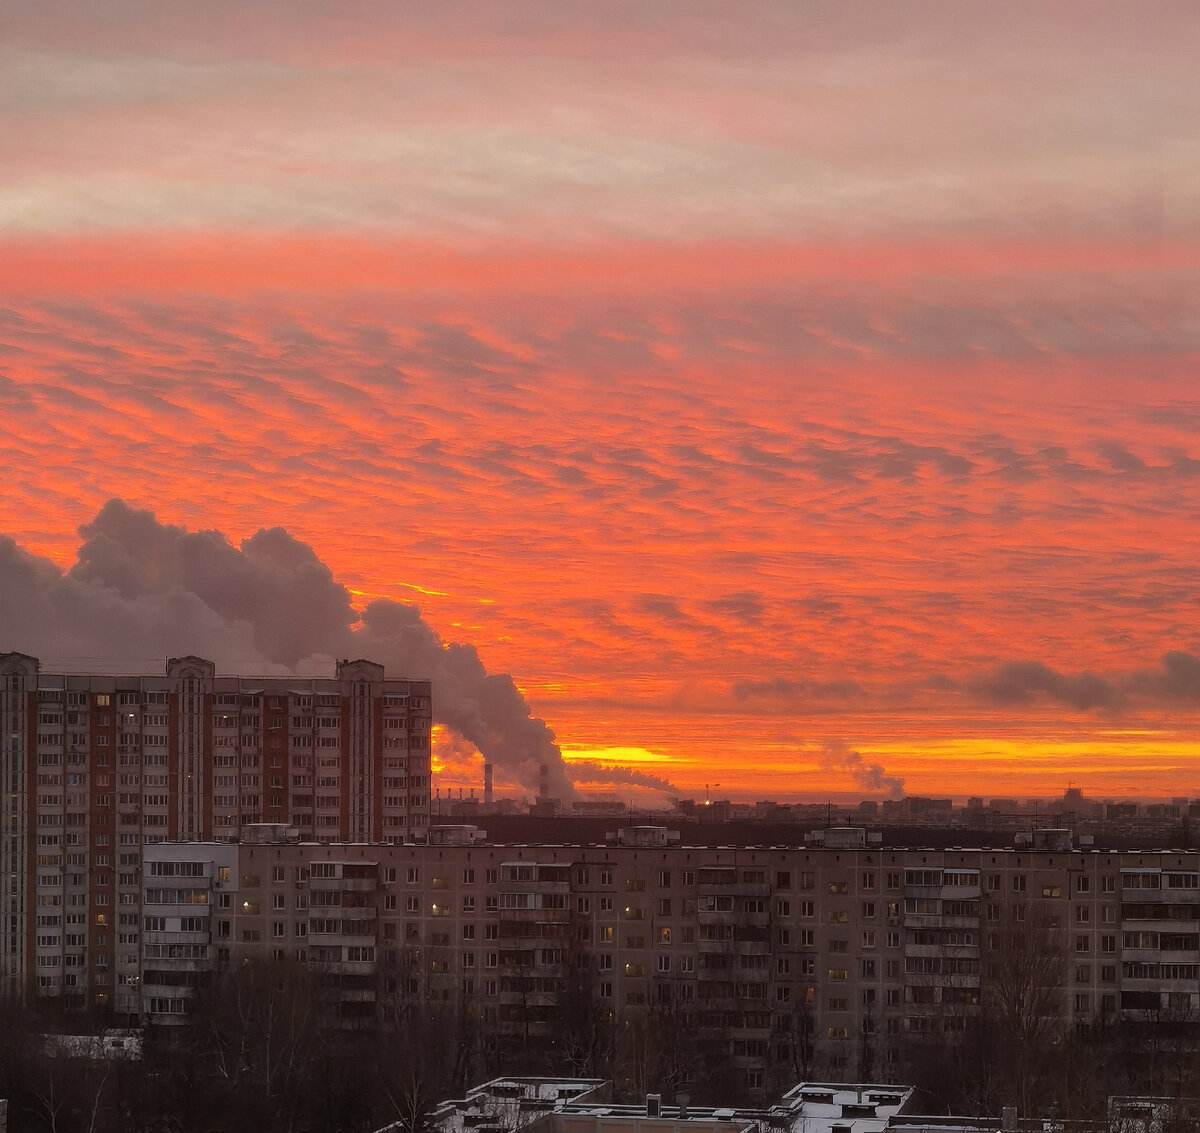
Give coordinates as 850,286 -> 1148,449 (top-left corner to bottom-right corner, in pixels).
0,652 -> 432,1012
141,826 -> 1200,1094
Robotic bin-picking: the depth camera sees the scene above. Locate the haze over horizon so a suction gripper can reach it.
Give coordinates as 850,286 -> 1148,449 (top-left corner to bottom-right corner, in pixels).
2,2 -> 1198,803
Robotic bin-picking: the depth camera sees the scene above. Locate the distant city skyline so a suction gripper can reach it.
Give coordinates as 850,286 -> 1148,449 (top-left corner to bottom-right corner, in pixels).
2,3 -> 1198,801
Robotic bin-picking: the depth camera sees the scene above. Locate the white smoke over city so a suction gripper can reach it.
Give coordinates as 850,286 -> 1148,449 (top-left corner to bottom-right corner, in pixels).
0,499 -> 588,800
818,738 -> 905,799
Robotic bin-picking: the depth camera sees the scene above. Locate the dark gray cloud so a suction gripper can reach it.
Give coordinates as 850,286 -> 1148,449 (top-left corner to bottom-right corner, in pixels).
1128,651 -> 1200,703
969,652 -> 1200,712
968,660 -> 1119,711
733,676 -> 866,703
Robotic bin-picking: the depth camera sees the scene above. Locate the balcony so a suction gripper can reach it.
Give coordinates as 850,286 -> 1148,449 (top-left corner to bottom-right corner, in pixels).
309,904 -> 377,920
905,915 -> 942,929
728,882 -> 771,898
941,885 -> 981,900
324,960 -> 377,976
942,915 -> 980,930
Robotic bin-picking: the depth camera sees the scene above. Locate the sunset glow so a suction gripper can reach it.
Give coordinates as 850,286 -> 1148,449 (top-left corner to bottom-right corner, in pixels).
2,2 -> 1197,801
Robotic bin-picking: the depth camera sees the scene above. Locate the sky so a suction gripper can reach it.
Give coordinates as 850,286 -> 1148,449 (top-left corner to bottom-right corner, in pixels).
1,2 -> 1199,803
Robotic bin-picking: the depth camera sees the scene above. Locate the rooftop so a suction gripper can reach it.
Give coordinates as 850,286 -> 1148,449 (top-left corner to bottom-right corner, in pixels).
378,1079 -> 1015,1133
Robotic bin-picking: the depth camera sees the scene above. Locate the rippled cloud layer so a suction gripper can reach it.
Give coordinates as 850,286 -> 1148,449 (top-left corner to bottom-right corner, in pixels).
1,2 -> 1197,799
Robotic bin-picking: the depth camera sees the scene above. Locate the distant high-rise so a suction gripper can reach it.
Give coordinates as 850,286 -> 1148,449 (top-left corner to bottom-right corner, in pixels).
0,652 -> 431,1011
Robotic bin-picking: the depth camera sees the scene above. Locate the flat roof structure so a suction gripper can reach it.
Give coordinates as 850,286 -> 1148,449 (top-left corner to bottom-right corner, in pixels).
378,1079 -> 1016,1133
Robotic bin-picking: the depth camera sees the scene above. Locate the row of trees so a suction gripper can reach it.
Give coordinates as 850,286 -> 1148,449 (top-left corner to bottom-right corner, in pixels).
4,941 -> 1200,1132
0,962 -> 460,1133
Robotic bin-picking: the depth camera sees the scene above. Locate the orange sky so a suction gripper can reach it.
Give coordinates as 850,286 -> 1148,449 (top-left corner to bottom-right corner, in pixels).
1,3 -> 1198,802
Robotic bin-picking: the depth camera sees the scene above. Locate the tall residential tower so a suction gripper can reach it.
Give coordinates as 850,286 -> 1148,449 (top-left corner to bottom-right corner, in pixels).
0,652 -> 432,1011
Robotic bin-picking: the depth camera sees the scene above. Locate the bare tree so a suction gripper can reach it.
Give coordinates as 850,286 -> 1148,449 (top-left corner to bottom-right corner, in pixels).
557,949 -> 615,1080
980,909 -> 1068,1115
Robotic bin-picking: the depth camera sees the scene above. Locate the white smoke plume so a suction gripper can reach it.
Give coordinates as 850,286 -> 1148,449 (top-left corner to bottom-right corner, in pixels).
566,760 -> 680,794
0,499 -> 575,800
819,739 -> 904,799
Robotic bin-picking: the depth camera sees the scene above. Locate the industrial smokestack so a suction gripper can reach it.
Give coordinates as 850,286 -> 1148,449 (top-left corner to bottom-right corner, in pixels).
484,763 -> 494,805
539,762 -> 549,800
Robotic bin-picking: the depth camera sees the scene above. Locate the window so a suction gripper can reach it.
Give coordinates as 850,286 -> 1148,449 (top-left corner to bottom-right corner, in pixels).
1075,936 -> 1091,954
1012,875 -> 1026,892
1076,875 -> 1090,894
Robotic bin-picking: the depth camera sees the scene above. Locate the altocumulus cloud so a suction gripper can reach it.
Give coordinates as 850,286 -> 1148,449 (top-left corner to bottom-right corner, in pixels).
0,499 -> 582,799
